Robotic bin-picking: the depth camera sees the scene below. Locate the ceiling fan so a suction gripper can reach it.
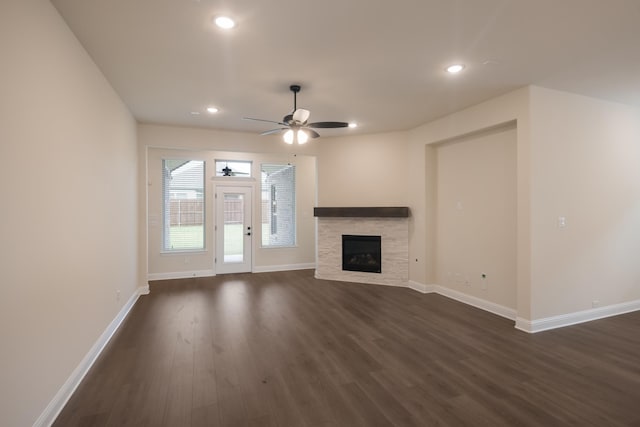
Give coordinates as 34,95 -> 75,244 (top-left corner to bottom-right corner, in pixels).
243,84 -> 349,144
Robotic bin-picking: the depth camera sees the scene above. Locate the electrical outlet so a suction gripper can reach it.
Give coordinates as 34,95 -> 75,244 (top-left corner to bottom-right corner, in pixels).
592,300 -> 600,308
116,290 -> 121,301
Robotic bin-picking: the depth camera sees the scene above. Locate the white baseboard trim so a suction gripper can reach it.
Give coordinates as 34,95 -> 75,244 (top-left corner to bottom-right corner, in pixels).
514,317 -> 534,333
147,269 -> 215,281
515,299 -> 640,333
435,285 -> 517,321
406,281 -> 640,333
147,265 -> 316,280
253,263 -> 316,273
406,281 -> 516,321
34,286 -> 146,427
407,280 -> 436,294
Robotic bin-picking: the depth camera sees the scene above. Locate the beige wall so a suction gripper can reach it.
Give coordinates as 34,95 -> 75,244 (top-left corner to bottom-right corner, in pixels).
408,88 -> 531,316
139,125 -> 317,277
529,86 -> 640,319
138,123 -> 320,156
316,131 -> 409,206
0,1 -> 139,426
435,125 -> 517,309
408,85 -> 640,324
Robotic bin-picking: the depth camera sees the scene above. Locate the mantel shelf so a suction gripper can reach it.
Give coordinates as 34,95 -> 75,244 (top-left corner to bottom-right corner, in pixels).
314,207 -> 410,218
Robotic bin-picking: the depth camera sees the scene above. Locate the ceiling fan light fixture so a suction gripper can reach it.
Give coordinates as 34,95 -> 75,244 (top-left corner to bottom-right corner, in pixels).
283,129 -> 294,144
214,16 -> 236,29
297,130 -> 309,144
293,108 -> 310,123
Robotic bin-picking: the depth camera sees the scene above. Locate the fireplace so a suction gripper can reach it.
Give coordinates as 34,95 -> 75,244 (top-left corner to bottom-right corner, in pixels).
342,235 -> 382,273
315,207 -> 409,287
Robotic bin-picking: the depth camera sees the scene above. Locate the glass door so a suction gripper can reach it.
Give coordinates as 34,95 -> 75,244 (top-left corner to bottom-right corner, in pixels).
215,186 -> 252,274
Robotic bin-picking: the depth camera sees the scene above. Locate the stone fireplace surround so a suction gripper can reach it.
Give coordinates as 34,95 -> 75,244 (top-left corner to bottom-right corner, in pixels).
314,207 -> 409,287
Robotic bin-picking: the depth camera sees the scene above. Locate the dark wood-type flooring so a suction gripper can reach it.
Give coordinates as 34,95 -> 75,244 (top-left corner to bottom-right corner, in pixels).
54,270 -> 640,426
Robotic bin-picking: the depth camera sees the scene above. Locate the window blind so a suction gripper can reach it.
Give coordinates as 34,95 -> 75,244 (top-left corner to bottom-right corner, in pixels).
162,159 -> 205,251
261,164 -> 296,247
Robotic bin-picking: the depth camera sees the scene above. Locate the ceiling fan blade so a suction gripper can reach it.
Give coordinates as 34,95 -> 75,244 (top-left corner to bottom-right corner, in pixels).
260,128 -> 288,136
243,117 -> 287,126
293,108 -> 310,123
307,121 -> 349,128
306,129 -> 320,138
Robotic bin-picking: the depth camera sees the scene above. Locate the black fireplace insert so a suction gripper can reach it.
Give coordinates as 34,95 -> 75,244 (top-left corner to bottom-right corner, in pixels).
342,234 -> 382,273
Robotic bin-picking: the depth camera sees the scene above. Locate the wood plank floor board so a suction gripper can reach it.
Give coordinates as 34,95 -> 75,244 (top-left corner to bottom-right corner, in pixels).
102,382 -> 144,427
453,358 -> 566,426
353,371 -> 423,427
191,402 -> 220,427
370,370 -> 467,427
337,381 -> 395,427
278,363 -> 334,426
53,270 -> 640,426
74,412 -> 109,427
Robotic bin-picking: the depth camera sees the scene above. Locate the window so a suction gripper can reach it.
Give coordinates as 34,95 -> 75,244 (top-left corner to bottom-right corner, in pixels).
261,164 -> 295,247
215,160 -> 252,177
162,159 -> 205,251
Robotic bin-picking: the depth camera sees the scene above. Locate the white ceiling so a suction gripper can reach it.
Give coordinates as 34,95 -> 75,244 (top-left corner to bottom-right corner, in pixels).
51,0 -> 640,137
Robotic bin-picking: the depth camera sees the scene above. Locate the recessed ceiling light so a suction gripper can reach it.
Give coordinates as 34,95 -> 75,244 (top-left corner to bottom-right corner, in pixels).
446,64 -> 465,74
206,106 -> 219,114
214,16 -> 236,29
348,123 -> 358,128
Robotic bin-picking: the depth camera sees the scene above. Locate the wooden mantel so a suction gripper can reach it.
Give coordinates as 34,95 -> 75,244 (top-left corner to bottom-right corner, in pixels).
313,207 -> 410,218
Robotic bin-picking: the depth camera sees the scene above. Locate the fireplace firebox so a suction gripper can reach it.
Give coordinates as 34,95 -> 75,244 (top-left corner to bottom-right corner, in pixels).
342,235 -> 382,273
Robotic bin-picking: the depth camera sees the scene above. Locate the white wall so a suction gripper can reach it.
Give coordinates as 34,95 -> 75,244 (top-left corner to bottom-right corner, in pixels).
139,125 -> 317,277
0,1 -> 139,426
529,86 -> 640,319
435,125 -> 517,310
